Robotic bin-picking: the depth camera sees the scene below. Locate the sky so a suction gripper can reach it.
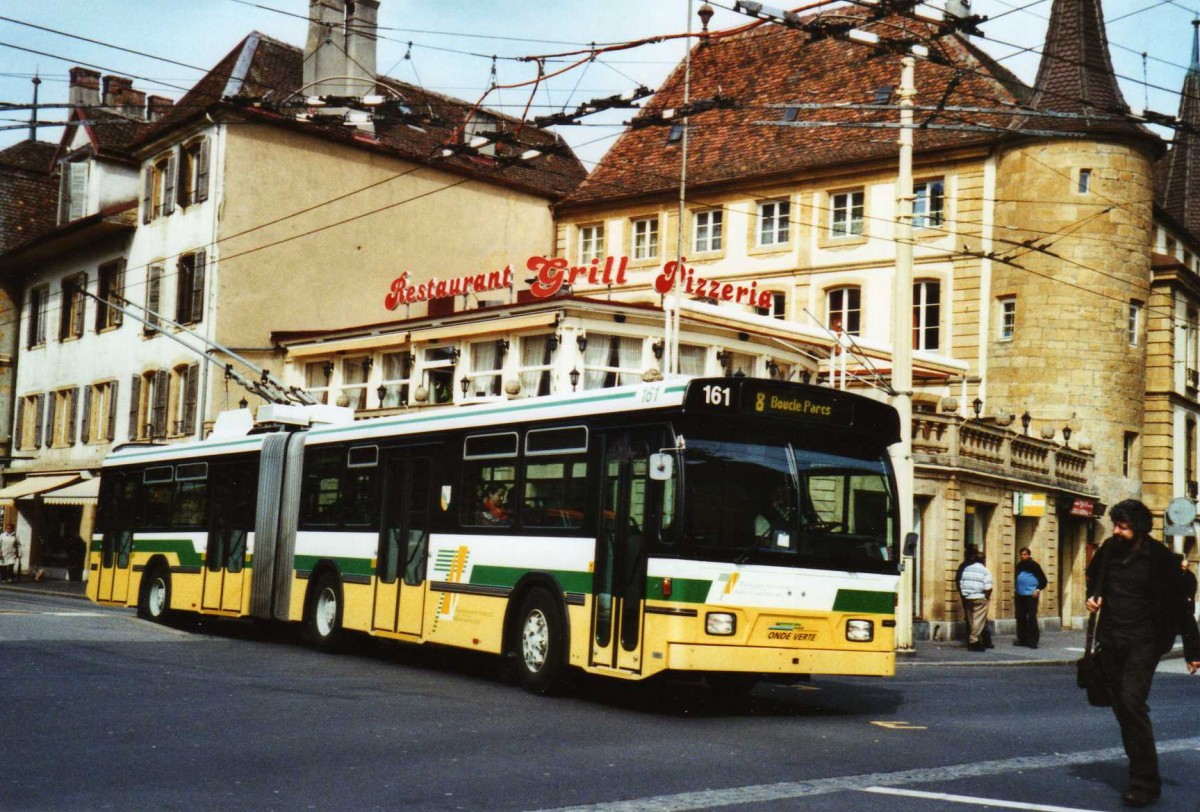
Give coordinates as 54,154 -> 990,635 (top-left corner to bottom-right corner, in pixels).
0,0 -> 1195,170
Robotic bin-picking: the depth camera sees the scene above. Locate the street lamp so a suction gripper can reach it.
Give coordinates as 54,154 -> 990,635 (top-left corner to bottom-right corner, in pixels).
569,368 -> 580,391
460,376 -> 471,396
377,384 -> 387,407
1021,411 -> 1032,435
972,397 -> 983,419
1062,425 -> 1072,447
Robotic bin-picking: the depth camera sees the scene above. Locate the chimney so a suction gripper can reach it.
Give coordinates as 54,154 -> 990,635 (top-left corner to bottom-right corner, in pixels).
68,67 -> 101,107
147,95 -> 175,122
102,75 -> 133,108
345,0 -> 380,98
120,88 -> 147,119
304,0 -> 348,98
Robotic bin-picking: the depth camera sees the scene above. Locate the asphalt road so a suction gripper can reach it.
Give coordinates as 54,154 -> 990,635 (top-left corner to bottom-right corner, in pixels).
2,590 -> 1199,811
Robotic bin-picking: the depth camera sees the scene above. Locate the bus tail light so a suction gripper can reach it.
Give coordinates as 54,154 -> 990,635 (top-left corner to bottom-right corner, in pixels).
662,577 -> 672,599
706,612 -> 736,636
846,619 -> 874,642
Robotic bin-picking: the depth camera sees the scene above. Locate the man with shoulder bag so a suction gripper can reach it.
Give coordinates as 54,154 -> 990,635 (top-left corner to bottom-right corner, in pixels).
1085,500 -> 1200,808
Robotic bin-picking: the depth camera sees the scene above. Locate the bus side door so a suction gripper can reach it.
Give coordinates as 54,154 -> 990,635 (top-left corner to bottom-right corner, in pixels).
96,471 -> 137,605
591,431 -> 653,673
202,461 -> 256,613
98,530 -> 133,604
372,451 -> 431,636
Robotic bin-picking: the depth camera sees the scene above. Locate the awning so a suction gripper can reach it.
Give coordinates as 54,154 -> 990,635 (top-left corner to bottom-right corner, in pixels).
0,474 -> 80,506
409,312 -> 558,343
289,331 -> 409,358
42,477 -> 99,506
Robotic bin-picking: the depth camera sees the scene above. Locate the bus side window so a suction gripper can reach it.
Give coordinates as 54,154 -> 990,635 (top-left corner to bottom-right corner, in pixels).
300,447 -> 345,526
523,426 -> 589,529
461,432 -> 518,529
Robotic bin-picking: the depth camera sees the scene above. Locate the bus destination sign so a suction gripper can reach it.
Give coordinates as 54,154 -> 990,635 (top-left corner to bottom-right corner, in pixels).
685,380 -> 855,428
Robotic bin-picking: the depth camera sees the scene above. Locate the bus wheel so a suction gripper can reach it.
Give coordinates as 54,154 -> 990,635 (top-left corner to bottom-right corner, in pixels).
138,566 -> 172,622
306,572 -> 344,652
514,590 -> 566,694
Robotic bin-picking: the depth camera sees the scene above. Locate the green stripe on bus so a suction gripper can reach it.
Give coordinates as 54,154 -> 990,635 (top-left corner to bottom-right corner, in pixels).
832,589 -> 893,614
134,538 -> 204,567
295,554 -> 374,578
470,564 -> 592,594
647,576 -> 712,603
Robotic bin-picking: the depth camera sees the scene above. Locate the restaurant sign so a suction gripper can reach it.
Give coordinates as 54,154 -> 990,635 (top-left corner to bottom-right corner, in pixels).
384,255 -> 778,311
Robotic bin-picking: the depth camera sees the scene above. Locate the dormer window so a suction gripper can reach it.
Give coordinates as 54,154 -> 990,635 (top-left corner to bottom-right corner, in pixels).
463,113 -> 499,157
58,160 -> 88,224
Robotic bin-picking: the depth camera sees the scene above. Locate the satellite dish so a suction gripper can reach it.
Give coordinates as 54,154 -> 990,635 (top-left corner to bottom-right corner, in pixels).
1164,496 -> 1197,536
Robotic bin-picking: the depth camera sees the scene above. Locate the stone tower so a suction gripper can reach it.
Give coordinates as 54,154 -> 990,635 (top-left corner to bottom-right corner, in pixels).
989,0 -> 1161,513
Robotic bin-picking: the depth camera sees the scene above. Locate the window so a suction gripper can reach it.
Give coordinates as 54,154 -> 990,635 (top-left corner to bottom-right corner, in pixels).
719,351 -> 756,378
518,335 -> 554,397
666,123 -> 684,144
523,427 -> 589,529
913,280 -> 941,351
631,217 -> 659,261
1166,236 -> 1177,258
95,260 -> 125,331
913,180 -> 944,229
14,393 -> 44,451
830,190 -> 865,237
59,272 -> 87,341
755,291 -> 786,319
581,333 -> 642,389
81,380 -> 118,444
1078,169 -> 1091,194
1123,432 -> 1138,478
757,200 -> 790,246
422,346 -> 457,404
1188,308 -> 1199,388
679,344 -> 706,376
340,357 -> 370,410
300,445 -> 380,528
304,360 -> 333,405
59,160 -> 88,224
27,284 -> 48,348
47,387 -> 79,448
1128,300 -> 1142,347
176,250 -> 206,324
379,351 -> 412,408
461,433 -> 518,528
129,369 -> 168,441
693,210 -> 723,253
998,296 -> 1016,341
578,225 -> 604,263
143,151 -> 176,223
144,264 -> 163,336
827,287 -> 861,336
170,363 -> 200,437
463,112 -> 499,156
464,340 -> 506,398
177,138 -> 210,208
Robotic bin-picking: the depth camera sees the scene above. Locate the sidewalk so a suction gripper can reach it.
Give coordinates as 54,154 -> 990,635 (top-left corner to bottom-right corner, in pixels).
0,576 -> 89,599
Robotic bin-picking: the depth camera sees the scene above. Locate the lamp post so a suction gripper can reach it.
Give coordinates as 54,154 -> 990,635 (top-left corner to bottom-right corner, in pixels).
1021,411 -> 1032,435
377,384 -> 387,407
569,368 -> 580,391
460,376 -> 470,397
972,397 -> 983,419
1062,425 -> 1072,447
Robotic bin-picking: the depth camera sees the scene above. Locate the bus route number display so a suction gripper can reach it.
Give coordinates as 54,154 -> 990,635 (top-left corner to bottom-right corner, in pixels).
694,382 -> 854,427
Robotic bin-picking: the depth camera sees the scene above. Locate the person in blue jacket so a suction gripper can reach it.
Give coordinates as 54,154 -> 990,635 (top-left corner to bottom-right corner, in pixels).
1013,547 -> 1048,648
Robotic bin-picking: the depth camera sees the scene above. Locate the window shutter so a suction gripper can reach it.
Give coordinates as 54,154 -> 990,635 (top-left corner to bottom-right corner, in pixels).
66,387 -> 79,445
196,139 -> 210,203
142,165 -> 153,224
73,275 -> 86,338
26,292 -> 36,349
112,260 -> 125,327
35,292 -> 46,346
80,385 -> 93,445
68,163 -> 87,221
163,153 -> 177,216
183,363 -> 199,436
106,380 -> 119,442
128,375 -> 141,439
146,267 -> 161,333
59,167 -> 71,224
34,395 -> 44,449
14,398 -> 24,451
152,370 -> 169,438
58,282 -> 71,342
44,393 -> 55,448
191,249 -> 206,324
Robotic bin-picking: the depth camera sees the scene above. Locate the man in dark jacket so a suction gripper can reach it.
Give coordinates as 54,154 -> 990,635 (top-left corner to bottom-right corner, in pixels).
1014,547 -> 1048,648
1086,499 -> 1200,808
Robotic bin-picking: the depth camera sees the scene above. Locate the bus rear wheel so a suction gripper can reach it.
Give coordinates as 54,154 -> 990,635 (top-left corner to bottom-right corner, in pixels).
514,589 -> 566,694
305,572 -> 344,652
137,565 -> 172,622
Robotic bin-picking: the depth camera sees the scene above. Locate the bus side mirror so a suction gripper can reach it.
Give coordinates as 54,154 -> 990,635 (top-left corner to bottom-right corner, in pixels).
903,532 -> 918,558
649,453 -> 674,481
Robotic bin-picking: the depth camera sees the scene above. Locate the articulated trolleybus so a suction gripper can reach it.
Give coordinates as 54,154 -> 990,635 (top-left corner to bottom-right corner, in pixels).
89,377 -> 903,692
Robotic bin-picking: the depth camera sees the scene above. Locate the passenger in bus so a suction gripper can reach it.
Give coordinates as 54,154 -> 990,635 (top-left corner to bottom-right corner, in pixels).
478,484 -> 512,526
755,487 -> 792,547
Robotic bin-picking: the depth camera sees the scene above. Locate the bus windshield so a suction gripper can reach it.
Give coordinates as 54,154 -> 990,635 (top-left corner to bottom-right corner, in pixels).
675,433 -> 896,571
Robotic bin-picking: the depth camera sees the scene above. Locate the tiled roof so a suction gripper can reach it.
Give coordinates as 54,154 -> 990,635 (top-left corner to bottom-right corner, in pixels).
560,9 -> 1032,207
1021,0 -> 1150,142
83,109 -> 152,159
138,33 -> 586,201
1156,27 -> 1200,239
0,141 -> 59,254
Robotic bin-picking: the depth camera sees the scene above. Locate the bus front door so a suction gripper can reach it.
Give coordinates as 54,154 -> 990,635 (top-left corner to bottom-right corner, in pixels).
373,453 -> 431,636
201,530 -> 248,612
591,433 -> 651,674
97,530 -> 133,604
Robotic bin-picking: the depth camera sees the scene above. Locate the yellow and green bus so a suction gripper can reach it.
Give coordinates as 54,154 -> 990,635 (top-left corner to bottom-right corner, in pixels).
89,376 -> 902,692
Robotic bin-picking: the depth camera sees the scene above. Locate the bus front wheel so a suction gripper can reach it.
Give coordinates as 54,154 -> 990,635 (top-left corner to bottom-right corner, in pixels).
137,565 -> 172,622
514,589 -> 566,694
305,572 -> 344,652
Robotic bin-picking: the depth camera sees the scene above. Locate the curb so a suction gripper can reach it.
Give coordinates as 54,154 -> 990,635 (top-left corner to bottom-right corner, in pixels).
0,582 -> 90,600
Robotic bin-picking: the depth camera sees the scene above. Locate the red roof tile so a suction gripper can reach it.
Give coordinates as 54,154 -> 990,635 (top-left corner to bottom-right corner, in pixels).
1157,28 -> 1200,239
0,140 -> 59,253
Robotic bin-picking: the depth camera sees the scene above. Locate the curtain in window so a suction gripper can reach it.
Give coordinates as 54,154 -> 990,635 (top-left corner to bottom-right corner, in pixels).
679,345 -> 706,376
470,341 -> 499,396
616,336 -> 642,386
520,336 -> 550,396
584,336 -> 609,390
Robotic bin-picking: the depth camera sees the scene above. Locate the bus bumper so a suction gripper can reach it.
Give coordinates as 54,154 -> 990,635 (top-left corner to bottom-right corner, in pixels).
667,643 -> 895,678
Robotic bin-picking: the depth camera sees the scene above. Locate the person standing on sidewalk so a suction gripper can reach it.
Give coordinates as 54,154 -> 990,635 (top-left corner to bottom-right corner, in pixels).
1014,547 -> 1048,648
959,550 -> 993,652
1085,499 -> 1200,808
0,523 -> 16,582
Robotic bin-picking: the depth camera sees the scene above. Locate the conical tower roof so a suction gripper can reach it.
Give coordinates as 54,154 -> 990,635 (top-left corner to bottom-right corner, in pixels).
1157,21 -> 1200,237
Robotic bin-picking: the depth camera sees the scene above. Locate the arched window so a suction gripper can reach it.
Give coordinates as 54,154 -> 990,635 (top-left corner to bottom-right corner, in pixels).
913,280 -> 941,351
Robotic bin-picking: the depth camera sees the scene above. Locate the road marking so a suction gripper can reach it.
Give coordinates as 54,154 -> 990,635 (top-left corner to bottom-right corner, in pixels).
534,737 -> 1200,812
862,786 -> 1102,811
870,720 -> 927,730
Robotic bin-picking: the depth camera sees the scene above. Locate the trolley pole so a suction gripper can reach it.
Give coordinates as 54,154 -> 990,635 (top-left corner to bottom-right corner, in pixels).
892,55 -> 916,652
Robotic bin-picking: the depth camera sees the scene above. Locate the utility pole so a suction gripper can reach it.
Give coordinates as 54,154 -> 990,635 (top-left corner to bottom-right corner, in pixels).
892,55 -> 916,652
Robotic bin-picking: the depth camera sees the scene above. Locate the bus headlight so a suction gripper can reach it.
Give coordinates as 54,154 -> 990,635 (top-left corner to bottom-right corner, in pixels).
706,612 -> 736,636
846,619 -> 874,642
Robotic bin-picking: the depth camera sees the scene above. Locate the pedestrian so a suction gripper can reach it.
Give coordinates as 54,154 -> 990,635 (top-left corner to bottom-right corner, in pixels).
1014,547 -> 1048,648
0,523 -> 15,582
959,549 -> 993,652
1085,499 -> 1200,808
1182,557 -> 1197,619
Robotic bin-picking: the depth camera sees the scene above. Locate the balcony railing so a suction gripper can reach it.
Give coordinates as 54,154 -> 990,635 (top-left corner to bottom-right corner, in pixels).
912,412 -> 1094,491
